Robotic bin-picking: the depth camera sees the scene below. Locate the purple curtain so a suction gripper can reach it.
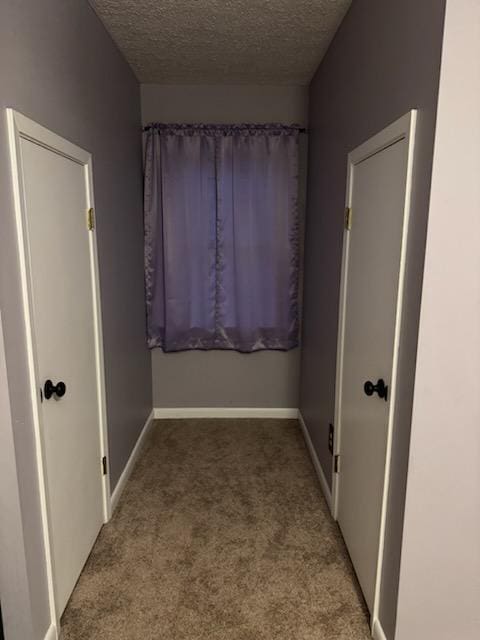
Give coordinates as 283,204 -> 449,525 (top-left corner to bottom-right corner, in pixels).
144,124 -> 300,352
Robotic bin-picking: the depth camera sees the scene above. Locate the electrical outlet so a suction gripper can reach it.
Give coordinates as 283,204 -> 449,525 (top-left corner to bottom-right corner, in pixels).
328,423 -> 334,454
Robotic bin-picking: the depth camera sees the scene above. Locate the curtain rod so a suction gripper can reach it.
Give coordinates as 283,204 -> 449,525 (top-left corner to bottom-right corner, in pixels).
143,123 -> 307,133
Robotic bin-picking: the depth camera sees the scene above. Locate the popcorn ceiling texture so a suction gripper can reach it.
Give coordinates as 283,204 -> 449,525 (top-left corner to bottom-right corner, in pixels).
89,0 -> 352,84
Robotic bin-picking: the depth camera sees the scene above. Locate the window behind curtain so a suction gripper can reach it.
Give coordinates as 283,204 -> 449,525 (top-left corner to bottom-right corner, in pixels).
144,123 -> 301,353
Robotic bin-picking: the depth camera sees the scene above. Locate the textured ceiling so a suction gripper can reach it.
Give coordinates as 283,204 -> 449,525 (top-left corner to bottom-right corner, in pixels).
89,0 -> 352,84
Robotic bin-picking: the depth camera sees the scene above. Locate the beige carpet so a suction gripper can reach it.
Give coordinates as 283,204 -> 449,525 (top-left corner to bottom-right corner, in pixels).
61,419 -> 370,639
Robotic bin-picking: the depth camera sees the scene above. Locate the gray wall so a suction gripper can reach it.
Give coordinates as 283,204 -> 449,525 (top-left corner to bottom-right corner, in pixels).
0,1 -> 151,637
141,84 -> 308,409
395,2 -> 480,638
299,0 -> 446,637
0,312 -> 35,640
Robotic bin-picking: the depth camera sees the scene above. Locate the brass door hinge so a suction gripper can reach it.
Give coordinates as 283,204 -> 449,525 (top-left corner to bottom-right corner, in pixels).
87,207 -> 95,231
344,207 -> 352,230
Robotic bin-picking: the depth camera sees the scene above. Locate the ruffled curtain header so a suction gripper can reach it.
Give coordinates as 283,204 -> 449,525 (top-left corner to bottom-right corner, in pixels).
143,123 -> 305,137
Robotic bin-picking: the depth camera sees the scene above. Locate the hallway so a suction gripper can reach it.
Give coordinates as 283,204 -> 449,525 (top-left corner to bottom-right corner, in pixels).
60,419 -> 369,639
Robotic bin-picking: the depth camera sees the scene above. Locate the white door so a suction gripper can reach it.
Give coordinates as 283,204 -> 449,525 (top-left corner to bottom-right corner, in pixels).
336,113 -> 416,614
14,121 -> 106,617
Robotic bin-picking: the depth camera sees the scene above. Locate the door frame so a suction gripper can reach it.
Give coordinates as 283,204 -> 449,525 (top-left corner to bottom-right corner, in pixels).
332,111 -> 417,630
6,109 -> 110,631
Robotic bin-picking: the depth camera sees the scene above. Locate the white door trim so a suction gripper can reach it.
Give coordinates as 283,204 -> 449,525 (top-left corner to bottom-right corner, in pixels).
372,618 -> 388,640
44,623 -> 58,640
6,109 -> 110,632
332,111 -> 417,632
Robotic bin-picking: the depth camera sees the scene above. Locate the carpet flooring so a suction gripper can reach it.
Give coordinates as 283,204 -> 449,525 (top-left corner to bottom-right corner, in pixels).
60,419 -> 370,639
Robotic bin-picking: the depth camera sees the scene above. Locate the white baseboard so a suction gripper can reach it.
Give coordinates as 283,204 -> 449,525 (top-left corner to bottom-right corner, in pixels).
298,411 -> 333,514
44,623 -> 57,640
372,618 -> 388,640
110,409 -> 154,513
153,407 -> 299,419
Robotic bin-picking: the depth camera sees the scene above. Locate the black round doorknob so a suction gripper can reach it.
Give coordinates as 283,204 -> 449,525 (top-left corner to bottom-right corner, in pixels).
44,379 -> 66,400
364,378 -> 388,401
